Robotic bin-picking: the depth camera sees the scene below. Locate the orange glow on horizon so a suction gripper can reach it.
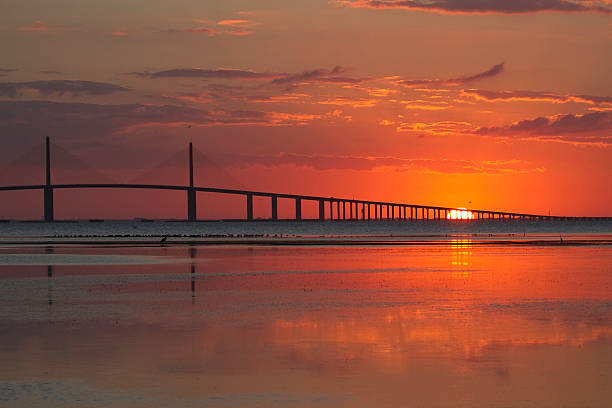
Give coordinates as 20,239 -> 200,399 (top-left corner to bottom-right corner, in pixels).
447,207 -> 474,220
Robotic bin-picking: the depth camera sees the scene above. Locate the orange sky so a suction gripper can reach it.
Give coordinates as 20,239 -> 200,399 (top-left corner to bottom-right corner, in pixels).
0,0 -> 611,218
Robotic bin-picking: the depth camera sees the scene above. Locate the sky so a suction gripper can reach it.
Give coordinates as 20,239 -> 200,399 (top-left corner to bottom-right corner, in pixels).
1,0 -> 611,219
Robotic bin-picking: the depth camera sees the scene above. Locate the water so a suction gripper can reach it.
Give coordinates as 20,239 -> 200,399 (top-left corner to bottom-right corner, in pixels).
1,219 -> 611,238
0,222 -> 611,407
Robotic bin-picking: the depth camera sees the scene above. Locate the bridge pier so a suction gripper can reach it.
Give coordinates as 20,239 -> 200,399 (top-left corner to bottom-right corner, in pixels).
295,198 -> 302,220
318,199 -> 325,221
187,142 -> 197,221
271,195 -> 278,220
246,193 -> 253,221
187,189 -> 196,221
43,136 -> 54,222
44,187 -> 54,222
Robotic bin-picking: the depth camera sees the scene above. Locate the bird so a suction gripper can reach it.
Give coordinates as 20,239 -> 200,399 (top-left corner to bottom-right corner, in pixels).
160,236 -> 167,244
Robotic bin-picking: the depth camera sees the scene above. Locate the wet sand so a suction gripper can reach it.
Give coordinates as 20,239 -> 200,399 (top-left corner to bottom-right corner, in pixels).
1,241 -> 611,407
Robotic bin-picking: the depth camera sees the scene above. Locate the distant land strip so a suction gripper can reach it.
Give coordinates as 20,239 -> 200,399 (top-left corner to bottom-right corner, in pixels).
0,237 -> 610,247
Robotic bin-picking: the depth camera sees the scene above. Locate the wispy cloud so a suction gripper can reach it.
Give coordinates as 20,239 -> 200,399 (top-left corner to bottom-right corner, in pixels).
335,0 -> 612,15
462,89 -> 612,105
216,19 -> 251,27
0,80 -> 127,98
129,68 -> 280,80
130,66 -> 365,86
0,68 -> 18,77
39,70 -> 62,75
19,21 -> 52,32
216,152 -> 542,174
399,63 -> 504,87
271,66 -> 365,86
396,120 -> 477,134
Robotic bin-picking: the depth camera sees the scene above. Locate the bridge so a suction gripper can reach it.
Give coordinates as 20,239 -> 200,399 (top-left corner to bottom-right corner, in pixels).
0,137 -> 594,222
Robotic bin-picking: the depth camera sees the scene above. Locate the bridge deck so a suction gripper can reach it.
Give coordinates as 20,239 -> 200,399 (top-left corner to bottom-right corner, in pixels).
0,183 -> 590,220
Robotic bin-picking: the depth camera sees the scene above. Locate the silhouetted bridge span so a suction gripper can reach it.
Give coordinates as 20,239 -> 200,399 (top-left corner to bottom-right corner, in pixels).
0,138 -> 600,222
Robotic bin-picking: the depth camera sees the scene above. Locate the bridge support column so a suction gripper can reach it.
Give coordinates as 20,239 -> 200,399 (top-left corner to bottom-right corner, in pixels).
187,189 -> 196,221
318,199 -> 325,221
44,136 -> 54,222
271,195 -> 278,220
336,200 -> 341,220
295,198 -> 302,221
44,187 -> 54,222
350,202 -> 354,220
187,142 -> 196,221
246,193 -> 253,221
386,205 -> 390,219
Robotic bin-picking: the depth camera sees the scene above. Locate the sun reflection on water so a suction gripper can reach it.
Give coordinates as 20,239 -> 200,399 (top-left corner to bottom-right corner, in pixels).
451,239 -> 473,269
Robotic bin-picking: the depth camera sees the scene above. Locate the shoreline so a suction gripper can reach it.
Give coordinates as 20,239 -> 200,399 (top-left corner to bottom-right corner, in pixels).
1,235 -> 611,247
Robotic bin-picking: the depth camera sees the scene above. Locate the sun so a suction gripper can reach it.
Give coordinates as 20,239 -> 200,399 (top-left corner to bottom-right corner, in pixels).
447,207 -> 474,220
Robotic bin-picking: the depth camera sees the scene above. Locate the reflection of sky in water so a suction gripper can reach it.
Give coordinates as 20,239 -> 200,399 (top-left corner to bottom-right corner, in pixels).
0,244 -> 610,407
0,253 -> 182,265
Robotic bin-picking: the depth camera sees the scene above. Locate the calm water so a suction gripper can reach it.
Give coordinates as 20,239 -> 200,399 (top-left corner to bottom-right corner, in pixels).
0,222 -> 611,407
0,219 -> 611,238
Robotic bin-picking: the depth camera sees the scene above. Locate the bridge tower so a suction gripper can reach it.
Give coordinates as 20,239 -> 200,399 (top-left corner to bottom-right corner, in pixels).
187,142 -> 197,221
44,136 -> 54,222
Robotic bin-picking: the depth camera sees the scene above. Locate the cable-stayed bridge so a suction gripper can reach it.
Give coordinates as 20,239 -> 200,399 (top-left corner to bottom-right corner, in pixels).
0,138 -> 601,222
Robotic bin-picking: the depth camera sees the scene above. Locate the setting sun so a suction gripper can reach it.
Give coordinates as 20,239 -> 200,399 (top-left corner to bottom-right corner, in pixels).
447,208 -> 474,220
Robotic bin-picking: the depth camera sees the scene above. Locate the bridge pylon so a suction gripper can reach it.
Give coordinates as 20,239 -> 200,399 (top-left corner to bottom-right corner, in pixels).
44,136 -> 54,222
187,142 -> 197,221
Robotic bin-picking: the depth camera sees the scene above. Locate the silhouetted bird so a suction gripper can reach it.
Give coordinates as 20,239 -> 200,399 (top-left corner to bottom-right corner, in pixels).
160,236 -> 167,244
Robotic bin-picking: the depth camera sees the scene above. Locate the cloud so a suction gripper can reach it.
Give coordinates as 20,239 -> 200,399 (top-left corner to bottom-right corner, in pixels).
317,96 -> 378,108
131,66 -> 364,86
399,63 -> 504,87
130,68 -> 279,80
167,25 -> 254,36
19,21 -> 51,32
0,80 -> 127,98
0,68 -> 17,77
335,0 -> 612,14
462,89 -> 612,105
39,70 -> 62,75
476,111 -> 612,145
400,99 -> 451,110
215,152 -> 541,174
0,101 -> 212,144
271,66 -> 365,86
216,19 -> 251,26
396,120 -> 477,134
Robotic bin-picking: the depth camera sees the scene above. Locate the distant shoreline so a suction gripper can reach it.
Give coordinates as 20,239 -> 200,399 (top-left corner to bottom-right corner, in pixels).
0,235 -> 611,247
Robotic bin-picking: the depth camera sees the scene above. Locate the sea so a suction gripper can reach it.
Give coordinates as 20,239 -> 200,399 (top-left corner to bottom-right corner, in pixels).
1,219 -> 611,407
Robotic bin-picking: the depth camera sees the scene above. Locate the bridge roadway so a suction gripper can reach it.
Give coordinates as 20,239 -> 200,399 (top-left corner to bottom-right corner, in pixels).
0,183 -> 581,221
